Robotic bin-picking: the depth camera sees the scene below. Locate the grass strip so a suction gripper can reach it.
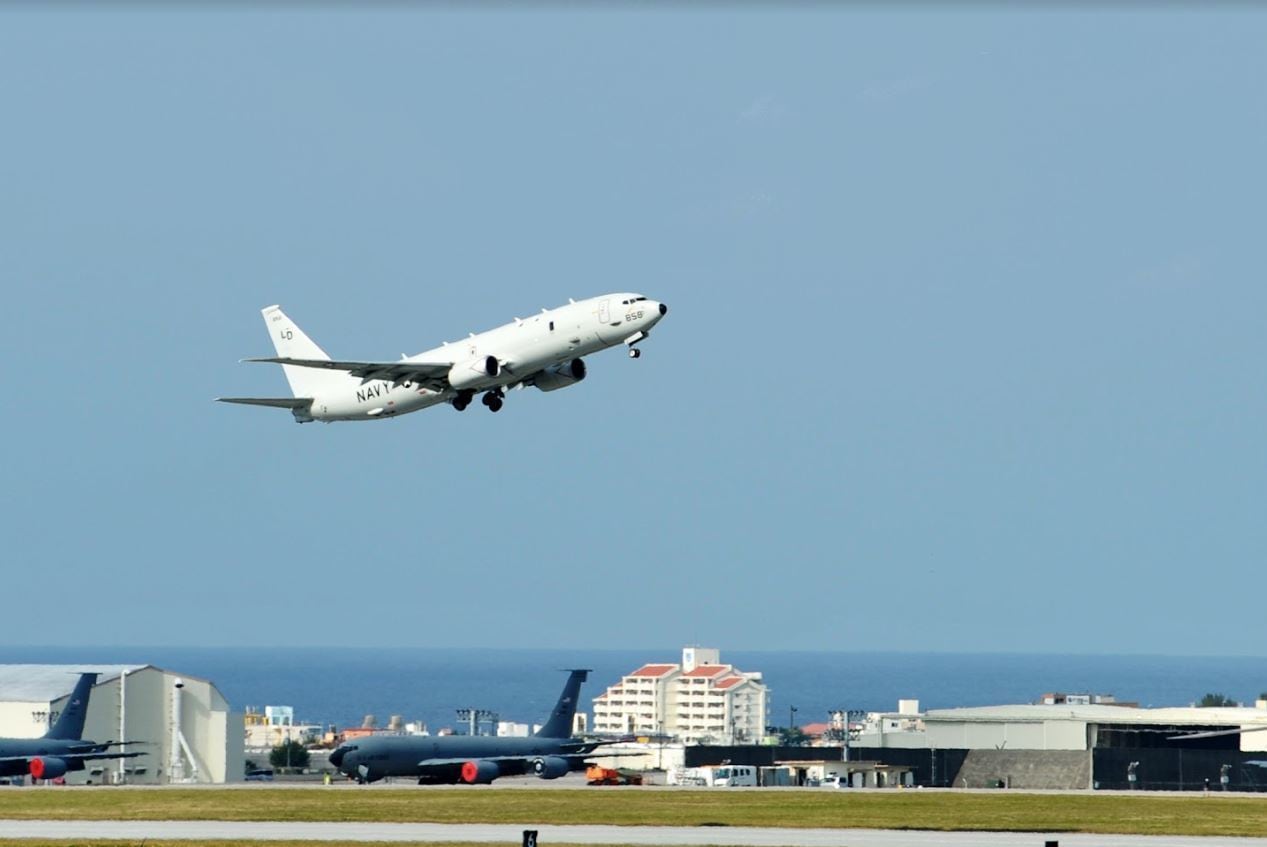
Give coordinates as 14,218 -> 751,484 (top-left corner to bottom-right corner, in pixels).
0,789 -> 1265,837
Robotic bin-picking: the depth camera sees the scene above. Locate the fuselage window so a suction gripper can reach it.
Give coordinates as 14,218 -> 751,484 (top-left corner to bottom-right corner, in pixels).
549,321 -> 554,331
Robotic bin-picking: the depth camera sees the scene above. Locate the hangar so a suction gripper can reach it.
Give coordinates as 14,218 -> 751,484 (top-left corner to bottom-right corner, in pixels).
853,700 -> 1267,790
920,702 -> 1267,752
0,664 -> 243,784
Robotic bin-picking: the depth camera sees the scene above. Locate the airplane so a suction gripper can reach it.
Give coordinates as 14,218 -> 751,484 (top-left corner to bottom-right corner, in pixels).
218,293 -> 668,422
0,673 -> 143,782
328,669 -> 617,784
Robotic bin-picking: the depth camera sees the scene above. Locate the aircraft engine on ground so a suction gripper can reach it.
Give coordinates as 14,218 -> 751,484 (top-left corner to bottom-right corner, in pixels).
449,356 -> 501,390
531,756 -> 570,779
532,358 -> 586,392
28,757 -> 68,780
459,760 -> 500,784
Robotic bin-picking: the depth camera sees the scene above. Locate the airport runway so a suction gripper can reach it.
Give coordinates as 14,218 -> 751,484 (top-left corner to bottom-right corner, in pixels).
2,820 -> 1267,847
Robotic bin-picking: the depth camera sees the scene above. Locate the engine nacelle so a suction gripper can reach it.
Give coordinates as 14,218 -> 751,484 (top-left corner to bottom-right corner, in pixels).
459,760 -> 500,784
533,358 -> 587,393
531,756 -> 570,780
29,756 -> 67,780
449,356 -> 501,391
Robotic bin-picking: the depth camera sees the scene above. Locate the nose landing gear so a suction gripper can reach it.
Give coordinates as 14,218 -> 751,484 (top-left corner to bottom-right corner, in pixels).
625,329 -> 648,359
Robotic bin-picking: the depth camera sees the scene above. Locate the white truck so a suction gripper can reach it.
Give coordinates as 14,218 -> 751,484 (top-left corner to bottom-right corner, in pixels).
669,765 -> 757,787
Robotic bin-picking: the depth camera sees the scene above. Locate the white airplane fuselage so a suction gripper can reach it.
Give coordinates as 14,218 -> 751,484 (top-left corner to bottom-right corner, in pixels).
296,294 -> 665,422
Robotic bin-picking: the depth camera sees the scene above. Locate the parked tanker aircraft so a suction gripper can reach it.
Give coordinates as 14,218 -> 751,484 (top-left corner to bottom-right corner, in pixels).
329,670 -> 615,784
0,673 -> 143,782
218,293 -> 668,422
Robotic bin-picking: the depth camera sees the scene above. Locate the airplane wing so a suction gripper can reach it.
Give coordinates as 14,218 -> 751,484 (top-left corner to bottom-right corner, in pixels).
244,357 -> 453,384
0,752 -> 143,763
416,748 -> 642,769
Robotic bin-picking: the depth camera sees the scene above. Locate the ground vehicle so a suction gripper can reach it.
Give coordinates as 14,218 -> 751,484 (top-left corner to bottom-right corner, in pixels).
821,774 -> 848,788
585,766 -> 643,786
713,765 -> 757,787
244,768 -> 275,782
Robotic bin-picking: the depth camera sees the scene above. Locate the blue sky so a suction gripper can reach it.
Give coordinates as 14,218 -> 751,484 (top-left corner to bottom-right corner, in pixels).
2,7 -> 1265,653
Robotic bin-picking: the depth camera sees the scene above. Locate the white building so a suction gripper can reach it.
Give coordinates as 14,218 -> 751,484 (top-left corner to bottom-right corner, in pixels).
592,647 -> 768,744
244,705 -> 323,750
0,664 -> 243,784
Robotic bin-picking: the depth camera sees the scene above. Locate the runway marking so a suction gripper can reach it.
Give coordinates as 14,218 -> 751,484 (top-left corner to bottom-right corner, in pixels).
1,820 -> 1266,847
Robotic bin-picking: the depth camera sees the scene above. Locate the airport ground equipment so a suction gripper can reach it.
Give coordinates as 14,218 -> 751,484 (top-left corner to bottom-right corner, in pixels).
585,765 -> 643,785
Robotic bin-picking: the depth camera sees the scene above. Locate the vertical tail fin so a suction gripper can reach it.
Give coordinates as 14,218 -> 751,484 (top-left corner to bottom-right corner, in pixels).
534,669 -> 590,739
45,673 -> 97,740
260,305 -> 343,398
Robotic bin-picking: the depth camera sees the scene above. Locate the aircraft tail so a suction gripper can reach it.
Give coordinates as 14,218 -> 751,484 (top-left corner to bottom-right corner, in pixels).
44,673 -> 98,740
260,305 -> 344,398
534,669 -> 590,739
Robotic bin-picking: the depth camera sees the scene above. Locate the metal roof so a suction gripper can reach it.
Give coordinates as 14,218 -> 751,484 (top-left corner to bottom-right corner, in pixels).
0,664 -> 148,703
925,703 -> 1267,728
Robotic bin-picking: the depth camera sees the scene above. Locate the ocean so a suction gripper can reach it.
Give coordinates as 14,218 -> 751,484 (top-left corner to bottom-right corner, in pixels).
1,646 -> 1264,733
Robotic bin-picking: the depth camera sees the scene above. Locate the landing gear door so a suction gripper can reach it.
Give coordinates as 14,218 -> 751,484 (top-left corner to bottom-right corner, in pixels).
598,300 -> 610,325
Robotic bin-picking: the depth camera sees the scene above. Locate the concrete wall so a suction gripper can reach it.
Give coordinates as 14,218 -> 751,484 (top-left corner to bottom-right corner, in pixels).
953,750 -> 1091,790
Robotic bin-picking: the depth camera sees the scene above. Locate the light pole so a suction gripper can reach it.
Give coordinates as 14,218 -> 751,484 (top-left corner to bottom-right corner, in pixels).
789,705 -> 798,743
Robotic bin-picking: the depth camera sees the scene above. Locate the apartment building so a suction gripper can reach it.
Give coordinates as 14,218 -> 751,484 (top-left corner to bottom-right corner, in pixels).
591,647 -> 768,744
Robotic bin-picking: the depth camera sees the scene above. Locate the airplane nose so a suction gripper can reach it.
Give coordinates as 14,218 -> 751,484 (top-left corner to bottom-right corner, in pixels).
329,747 -> 345,767
659,302 -> 668,316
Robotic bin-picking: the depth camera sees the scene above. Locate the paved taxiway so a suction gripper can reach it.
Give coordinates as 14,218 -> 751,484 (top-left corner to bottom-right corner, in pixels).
2,820 -> 1266,847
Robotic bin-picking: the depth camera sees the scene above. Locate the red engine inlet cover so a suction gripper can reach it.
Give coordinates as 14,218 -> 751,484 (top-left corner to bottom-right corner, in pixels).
29,758 -> 46,779
460,761 -> 479,783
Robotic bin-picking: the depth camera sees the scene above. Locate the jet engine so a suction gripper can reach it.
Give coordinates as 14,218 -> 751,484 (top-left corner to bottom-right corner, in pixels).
532,358 -> 587,393
449,356 -> 501,391
29,757 -> 68,780
531,756 -> 570,780
459,760 -> 500,784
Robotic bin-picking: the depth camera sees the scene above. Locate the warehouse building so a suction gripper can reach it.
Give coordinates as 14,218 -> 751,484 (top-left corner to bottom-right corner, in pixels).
0,664 -> 243,784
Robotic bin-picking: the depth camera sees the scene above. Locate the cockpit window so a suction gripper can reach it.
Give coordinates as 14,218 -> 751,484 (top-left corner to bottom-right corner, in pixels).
633,296 -> 647,302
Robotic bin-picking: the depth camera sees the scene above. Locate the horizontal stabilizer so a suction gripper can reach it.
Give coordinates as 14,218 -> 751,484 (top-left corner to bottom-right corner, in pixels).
216,397 -> 313,410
